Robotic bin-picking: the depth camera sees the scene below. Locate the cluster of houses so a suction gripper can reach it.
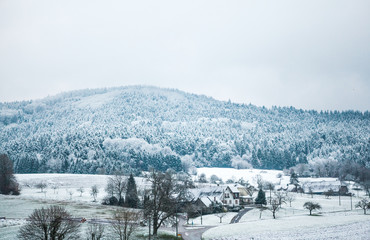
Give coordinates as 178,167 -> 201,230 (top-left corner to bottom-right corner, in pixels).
188,184 -> 254,213
299,179 -> 349,195
186,178 -> 350,215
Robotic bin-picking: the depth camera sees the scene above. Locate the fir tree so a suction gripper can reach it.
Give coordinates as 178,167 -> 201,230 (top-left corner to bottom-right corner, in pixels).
125,173 -> 139,208
290,170 -> 300,191
255,188 -> 266,205
0,154 -> 20,195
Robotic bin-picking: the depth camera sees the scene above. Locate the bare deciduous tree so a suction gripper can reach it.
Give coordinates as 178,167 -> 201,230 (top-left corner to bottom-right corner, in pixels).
35,182 -> 47,193
107,174 -> 127,206
18,205 -> 80,240
274,191 -> 286,207
258,206 -> 267,219
324,189 -> 334,199
144,169 -> 189,237
303,202 -> 322,215
215,210 -> 227,223
308,187 -> 314,198
77,187 -> 84,197
111,209 -> 141,240
286,193 -> 296,207
91,185 -> 99,202
269,198 -> 280,219
264,182 -> 275,205
52,184 -> 59,194
68,190 -> 74,200
355,199 -> 370,214
86,223 -> 105,240
255,174 -> 264,189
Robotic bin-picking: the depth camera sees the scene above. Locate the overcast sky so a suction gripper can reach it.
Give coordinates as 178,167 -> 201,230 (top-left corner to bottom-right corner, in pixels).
0,0 -> 369,111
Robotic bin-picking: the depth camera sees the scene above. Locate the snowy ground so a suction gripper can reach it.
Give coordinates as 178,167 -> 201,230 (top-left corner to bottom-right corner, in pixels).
202,211 -> 370,240
14,173 -> 150,204
0,174 -> 154,240
195,168 -> 370,240
195,168 -> 289,186
188,212 -> 237,226
201,192 -> 369,240
1,171 -> 369,240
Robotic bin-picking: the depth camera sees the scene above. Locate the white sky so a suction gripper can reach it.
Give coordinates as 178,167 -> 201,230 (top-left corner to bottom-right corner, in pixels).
0,0 -> 369,111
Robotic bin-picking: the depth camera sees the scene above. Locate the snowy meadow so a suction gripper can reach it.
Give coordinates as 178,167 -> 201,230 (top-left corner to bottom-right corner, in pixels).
0,168 -> 369,240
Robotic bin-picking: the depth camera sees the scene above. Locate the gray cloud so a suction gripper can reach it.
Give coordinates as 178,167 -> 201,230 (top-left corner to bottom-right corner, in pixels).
0,0 -> 369,111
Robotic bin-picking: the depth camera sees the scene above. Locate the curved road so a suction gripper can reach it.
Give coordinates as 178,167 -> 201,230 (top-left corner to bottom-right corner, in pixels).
178,207 -> 253,239
178,217 -> 216,240
230,207 -> 253,224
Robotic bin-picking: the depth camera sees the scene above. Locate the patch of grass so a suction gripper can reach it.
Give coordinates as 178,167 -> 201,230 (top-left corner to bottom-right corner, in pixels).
156,233 -> 183,240
134,232 -> 183,240
75,205 -> 92,209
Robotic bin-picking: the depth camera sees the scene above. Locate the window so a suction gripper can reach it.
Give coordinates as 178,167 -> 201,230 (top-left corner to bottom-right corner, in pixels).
229,200 -> 232,204
235,200 -> 238,204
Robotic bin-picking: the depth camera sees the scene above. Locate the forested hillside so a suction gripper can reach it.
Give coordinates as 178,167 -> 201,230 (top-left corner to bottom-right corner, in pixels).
0,86 -> 369,175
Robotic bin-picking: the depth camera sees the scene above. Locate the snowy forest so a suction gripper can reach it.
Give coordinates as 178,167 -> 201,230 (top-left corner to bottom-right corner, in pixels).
0,86 -> 369,176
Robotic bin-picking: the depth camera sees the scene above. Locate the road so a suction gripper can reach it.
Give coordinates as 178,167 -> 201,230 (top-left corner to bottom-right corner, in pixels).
177,217 -> 216,240
230,207 -> 253,224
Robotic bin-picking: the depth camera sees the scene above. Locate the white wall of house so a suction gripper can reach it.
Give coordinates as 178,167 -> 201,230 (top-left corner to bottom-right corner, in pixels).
222,187 -> 240,207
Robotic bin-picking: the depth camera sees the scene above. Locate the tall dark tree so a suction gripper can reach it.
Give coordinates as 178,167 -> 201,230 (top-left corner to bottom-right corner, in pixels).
125,173 -> 139,208
145,169 -> 188,237
255,188 -> 266,205
290,170 -> 300,192
0,154 -> 20,195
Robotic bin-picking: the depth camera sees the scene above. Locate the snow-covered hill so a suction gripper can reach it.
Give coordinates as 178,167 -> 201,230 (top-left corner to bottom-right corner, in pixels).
0,86 -> 369,174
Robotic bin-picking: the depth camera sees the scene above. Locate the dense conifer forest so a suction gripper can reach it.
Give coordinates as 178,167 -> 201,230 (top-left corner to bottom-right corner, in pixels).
0,86 -> 369,175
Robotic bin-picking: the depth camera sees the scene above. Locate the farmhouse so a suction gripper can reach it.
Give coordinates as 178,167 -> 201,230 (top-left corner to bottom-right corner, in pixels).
222,185 -> 240,206
189,184 -> 253,212
301,179 -> 348,195
188,186 -> 224,213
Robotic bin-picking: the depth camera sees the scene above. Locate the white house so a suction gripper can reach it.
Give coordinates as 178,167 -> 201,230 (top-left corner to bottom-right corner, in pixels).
222,185 -> 240,207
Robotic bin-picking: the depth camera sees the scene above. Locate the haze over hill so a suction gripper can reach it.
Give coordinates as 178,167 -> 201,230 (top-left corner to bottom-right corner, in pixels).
0,86 -> 369,174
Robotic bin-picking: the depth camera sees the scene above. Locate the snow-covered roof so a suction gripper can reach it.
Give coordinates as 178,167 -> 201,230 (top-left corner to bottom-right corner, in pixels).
199,197 -> 213,207
188,186 -> 224,200
302,180 -> 344,193
240,196 -> 253,199
227,185 -> 240,193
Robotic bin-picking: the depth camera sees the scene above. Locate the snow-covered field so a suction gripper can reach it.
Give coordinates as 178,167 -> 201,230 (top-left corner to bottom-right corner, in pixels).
0,174 -> 153,240
203,213 -> 370,240
0,170 -> 369,240
196,167 -> 288,186
195,168 -> 370,240
14,173 -> 150,204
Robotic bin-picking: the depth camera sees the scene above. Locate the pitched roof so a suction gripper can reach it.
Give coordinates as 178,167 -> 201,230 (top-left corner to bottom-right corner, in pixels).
227,185 -> 240,193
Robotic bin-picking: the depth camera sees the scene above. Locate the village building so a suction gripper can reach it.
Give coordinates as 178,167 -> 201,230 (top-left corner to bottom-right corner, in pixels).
301,179 -> 348,195
222,185 -> 240,206
188,184 -> 254,213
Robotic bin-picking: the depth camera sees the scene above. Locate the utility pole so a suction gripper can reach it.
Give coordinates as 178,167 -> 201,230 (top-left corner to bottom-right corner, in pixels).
350,193 -> 353,210
338,187 -> 341,206
201,209 -> 203,225
175,202 -> 178,238
148,214 -> 151,240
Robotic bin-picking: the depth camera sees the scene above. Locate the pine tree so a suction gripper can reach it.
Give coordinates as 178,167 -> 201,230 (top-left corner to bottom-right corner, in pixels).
290,170 -> 300,192
0,154 -> 20,195
255,188 -> 266,205
125,173 -> 139,208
